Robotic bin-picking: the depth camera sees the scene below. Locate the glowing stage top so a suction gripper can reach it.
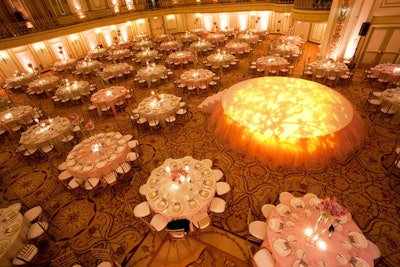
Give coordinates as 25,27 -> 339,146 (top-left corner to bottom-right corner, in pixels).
212,77 -> 364,167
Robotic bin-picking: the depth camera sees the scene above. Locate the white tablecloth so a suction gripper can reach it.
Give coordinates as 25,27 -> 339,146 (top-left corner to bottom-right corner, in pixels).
189,41 -> 212,52
225,42 -> 249,54
178,32 -> 198,43
134,40 -> 154,49
206,33 -> 225,44
180,69 -> 215,88
309,60 -> 349,82
75,60 -> 102,74
136,49 -> 158,62
136,65 -> 167,87
262,196 -> 375,267
108,49 -> 130,62
238,33 -> 259,44
0,106 -> 36,132
101,63 -> 133,79
274,43 -> 300,57
28,76 -> 61,94
159,41 -> 181,51
138,94 -> 181,125
145,156 -> 216,223
65,132 -> 130,180
381,88 -> 400,114
5,73 -> 37,89
370,63 -> 400,82
87,48 -> 107,59
190,28 -> 208,37
19,116 -> 73,150
207,53 -> 235,68
167,51 -> 194,64
55,80 -> 90,100
54,59 -> 77,71
279,35 -> 303,46
154,34 -> 174,42
256,56 -> 289,74
0,207 -> 30,267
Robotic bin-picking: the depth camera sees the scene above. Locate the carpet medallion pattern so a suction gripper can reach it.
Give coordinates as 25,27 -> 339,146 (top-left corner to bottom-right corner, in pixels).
0,39 -> 399,266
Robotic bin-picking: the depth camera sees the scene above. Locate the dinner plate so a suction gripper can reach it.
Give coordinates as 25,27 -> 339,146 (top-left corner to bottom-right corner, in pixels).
340,240 -> 352,250
309,197 -> 322,208
96,161 -> 106,168
156,199 -> 168,210
273,238 -> 291,257
268,217 -> 284,232
4,222 -> 20,235
203,179 -> 215,187
147,190 -> 159,200
2,210 -> 18,223
107,154 -> 117,161
198,189 -> 211,200
82,165 -> 93,172
171,203 -> 183,214
202,168 -> 212,175
336,253 -> 348,265
66,159 -> 76,167
0,240 -> 10,253
348,231 -> 368,248
290,198 -> 305,209
293,260 -> 309,267
276,204 -> 292,217
349,257 -> 370,267
188,199 -> 199,209
115,146 -> 124,153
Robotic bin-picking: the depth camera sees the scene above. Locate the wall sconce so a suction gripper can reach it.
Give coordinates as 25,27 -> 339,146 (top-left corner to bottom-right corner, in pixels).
25,21 -> 34,29
284,13 -> 291,18
125,0 -> 134,10
0,51 -> 8,64
70,34 -> 78,42
75,8 -> 86,19
33,42 -> 46,53
340,7 -> 348,17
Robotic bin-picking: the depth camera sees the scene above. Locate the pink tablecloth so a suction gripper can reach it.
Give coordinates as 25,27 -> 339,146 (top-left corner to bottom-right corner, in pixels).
54,59 -> 77,71
91,87 -> 127,116
65,132 -> 130,180
6,73 -> 37,89
206,33 -> 225,44
168,51 -> 194,64
159,41 -> 181,51
28,76 -> 61,94
262,196 -> 375,267
370,63 -> 400,82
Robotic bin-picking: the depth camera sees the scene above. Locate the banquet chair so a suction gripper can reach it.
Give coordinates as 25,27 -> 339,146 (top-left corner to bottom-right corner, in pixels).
27,217 -> 50,244
51,250 -> 82,267
15,145 -> 40,165
216,181 -> 231,196
377,72 -> 390,90
379,101 -> 397,121
252,248 -> 275,267
247,209 -> 268,244
84,177 -> 101,190
133,201 -> 151,218
261,204 -> 275,220
368,240 -> 382,260
24,205 -> 43,223
38,141 -> 55,158
12,244 -> 40,266
116,161 -> 132,178
91,248 -> 122,267
268,67 -> 277,76
256,68 -> 265,77
325,71 -> 337,87
8,202 -> 22,212
176,105 -> 189,123
147,116 -> 161,131
338,71 -> 353,86
103,171 -> 118,186
209,197 -> 226,214
364,91 -> 382,112
314,68 -> 326,83
192,211 -> 212,230
211,169 -> 224,182
279,191 -> 295,203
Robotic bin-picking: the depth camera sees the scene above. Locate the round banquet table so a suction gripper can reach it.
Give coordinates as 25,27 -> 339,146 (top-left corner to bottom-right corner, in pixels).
207,53 -> 235,69
380,88 -> 400,122
108,49 -> 130,62
28,76 -> 61,95
113,41 -> 133,49
136,50 -> 159,62
211,77 -> 364,167
256,56 -> 289,74
189,41 -> 212,53
133,33 -> 150,41
220,28 -> 235,36
206,33 -> 225,44
134,40 -> 154,50
249,29 -> 267,36
279,35 -> 303,46
55,80 -> 90,100
101,63 -> 133,80
167,51 -> 194,64
137,93 -> 181,126
238,33 -> 259,44
87,48 -> 107,59
178,32 -> 198,43
75,60 -> 102,74
190,28 -> 208,37
370,63 -> 400,82
180,69 -> 215,88
309,60 -> 349,82
273,43 -> 300,58
159,41 -> 181,52
0,207 -> 31,267
64,132 -> 130,181
5,73 -> 37,89
225,41 -> 249,54
54,59 -> 77,71
136,65 -> 167,88
19,116 -> 73,151
145,156 -> 216,225
91,86 -> 128,116
262,195 -> 375,267
0,106 -> 36,133
155,34 -> 174,42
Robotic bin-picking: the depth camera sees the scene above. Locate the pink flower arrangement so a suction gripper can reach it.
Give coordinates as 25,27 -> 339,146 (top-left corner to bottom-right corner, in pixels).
85,120 -> 95,131
68,113 -> 84,126
319,196 -> 348,218
170,167 -> 188,182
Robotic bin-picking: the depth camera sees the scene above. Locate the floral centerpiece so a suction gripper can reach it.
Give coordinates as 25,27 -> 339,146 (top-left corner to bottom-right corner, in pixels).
170,167 -> 188,183
318,196 -> 348,219
68,113 -> 95,138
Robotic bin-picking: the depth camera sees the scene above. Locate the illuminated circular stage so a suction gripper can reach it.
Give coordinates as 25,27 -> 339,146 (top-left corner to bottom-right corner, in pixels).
211,77 -> 365,167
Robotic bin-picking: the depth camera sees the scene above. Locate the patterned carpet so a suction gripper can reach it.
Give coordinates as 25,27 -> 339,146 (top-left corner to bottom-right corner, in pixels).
0,34 -> 399,266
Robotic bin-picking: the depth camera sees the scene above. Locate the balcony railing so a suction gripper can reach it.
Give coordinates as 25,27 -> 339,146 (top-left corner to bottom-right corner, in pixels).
0,0 -> 334,40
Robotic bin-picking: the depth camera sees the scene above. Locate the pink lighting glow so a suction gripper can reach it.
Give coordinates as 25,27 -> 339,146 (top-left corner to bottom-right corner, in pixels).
211,77 -> 364,167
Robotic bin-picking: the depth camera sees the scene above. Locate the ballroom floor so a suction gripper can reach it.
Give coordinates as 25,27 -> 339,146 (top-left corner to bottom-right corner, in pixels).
0,35 -> 399,266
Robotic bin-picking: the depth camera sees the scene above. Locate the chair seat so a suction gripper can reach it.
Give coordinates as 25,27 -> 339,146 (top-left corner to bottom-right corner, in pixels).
133,201 -> 151,218
209,197 -> 226,213
249,221 -> 268,240
216,181 -> 231,195
126,152 -> 139,162
24,206 -> 43,222
103,172 -> 117,185
27,221 -> 49,240
59,170 -> 73,181
116,162 -> 132,174
85,177 -> 100,190
97,262 -> 113,267
68,178 -> 83,189
151,214 -> 169,231
128,140 -> 139,149
12,244 -> 39,266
